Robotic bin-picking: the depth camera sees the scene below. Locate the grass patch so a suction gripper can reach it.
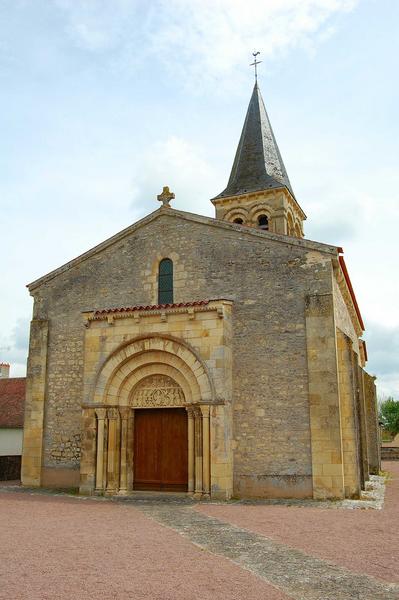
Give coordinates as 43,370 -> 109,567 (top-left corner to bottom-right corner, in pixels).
379,470 -> 392,483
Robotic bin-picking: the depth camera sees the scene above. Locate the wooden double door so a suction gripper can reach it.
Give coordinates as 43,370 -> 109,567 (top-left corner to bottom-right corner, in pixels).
133,408 -> 188,491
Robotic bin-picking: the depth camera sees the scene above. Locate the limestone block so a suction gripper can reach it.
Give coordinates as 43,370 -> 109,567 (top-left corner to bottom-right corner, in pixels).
21,319 -> 48,487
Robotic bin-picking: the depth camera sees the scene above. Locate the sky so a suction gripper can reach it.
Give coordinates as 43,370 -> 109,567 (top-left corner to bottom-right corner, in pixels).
0,0 -> 398,397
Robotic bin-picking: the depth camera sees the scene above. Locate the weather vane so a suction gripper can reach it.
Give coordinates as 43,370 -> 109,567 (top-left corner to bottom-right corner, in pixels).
250,51 -> 262,81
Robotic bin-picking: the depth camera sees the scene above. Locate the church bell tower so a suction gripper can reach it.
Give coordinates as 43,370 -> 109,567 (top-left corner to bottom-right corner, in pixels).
212,81 -> 306,237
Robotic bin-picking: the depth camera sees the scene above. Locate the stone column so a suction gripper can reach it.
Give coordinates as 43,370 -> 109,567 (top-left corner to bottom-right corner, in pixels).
201,405 -> 211,498
119,407 -> 130,494
79,407 -> 97,495
127,410 -> 135,491
106,407 -> 119,494
194,407 -> 203,498
103,418 -> 108,490
336,331 -> 361,498
355,362 -> 369,486
273,209 -> 288,235
21,319 -> 49,487
95,408 -> 107,493
364,373 -> 380,474
186,407 -> 195,494
305,294 -> 345,500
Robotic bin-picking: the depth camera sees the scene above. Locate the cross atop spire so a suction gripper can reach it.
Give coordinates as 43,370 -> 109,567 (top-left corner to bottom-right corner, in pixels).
250,51 -> 262,81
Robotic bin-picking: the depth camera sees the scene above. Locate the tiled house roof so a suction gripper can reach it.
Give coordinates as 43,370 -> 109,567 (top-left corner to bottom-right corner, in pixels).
94,300 -> 210,315
0,378 -> 26,428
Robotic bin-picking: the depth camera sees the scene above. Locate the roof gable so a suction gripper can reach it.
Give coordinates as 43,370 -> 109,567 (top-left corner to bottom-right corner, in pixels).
27,207 -> 338,291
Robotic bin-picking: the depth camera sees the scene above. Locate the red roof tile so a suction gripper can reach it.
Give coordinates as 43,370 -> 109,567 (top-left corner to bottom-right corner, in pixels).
0,378 -> 26,428
338,254 -> 365,331
93,300 -> 210,316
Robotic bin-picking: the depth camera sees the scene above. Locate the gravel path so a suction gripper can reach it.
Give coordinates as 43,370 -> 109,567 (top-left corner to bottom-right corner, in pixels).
1,463 -> 397,599
140,502 -> 398,600
0,492 -> 288,600
197,461 -> 399,585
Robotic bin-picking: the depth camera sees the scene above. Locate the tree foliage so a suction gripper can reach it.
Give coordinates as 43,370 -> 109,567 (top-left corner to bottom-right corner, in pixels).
379,397 -> 399,435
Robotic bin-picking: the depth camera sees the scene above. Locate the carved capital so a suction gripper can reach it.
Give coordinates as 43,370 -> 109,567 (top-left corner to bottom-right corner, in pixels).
119,406 -> 131,420
95,408 -> 107,420
107,407 -> 119,420
186,406 -> 195,418
192,406 -> 202,419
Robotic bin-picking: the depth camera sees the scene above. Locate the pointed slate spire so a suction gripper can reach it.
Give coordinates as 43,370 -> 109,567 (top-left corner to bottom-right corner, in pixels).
215,82 -> 294,199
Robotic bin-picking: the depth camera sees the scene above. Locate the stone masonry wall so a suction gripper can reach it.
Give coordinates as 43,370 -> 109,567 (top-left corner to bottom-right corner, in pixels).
305,294 -> 345,499
336,330 -> 361,497
31,209 -> 337,495
332,276 -> 359,355
363,371 -> 380,473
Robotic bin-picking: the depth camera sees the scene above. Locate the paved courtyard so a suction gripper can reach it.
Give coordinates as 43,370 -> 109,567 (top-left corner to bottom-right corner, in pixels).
0,462 -> 398,600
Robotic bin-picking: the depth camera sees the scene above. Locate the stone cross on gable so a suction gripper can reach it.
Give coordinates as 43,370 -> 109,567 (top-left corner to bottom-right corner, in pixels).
157,186 -> 175,208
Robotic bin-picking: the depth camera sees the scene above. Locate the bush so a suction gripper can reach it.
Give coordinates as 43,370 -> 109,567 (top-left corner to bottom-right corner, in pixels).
379,397 -> 399,436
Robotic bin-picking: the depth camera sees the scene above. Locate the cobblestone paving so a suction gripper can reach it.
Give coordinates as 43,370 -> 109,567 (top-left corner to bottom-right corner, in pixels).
137,504 -> 399,600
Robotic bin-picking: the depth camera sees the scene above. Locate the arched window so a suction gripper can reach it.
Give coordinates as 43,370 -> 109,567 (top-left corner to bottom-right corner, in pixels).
287,213 -> 294,236
233,218 -> 244,224
158,258 -> 173,304
258,214 -> 269,230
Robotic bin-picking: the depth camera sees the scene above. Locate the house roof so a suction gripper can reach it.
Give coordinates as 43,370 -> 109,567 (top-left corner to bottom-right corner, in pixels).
0,377 -> 26,428
27,206 -> 338,291
213,82 -> 294,200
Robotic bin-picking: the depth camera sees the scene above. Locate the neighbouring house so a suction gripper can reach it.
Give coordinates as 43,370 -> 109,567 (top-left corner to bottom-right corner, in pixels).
0,363 -> 26,480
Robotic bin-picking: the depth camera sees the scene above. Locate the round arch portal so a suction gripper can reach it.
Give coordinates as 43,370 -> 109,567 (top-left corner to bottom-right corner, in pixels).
89,335 -> 215,498
92,334 -> 214,406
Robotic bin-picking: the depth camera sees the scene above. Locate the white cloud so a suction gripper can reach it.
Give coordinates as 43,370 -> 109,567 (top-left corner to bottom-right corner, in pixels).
55,0 -> 141,52
55,0 -> 359,89
3,0 -> 398,399
131,136 -> 221,216
0,318 -> 30,378
365,322 -> 399,398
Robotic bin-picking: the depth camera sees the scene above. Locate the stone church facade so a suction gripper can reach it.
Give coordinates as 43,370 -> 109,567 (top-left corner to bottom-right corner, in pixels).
21,83 -> 380,500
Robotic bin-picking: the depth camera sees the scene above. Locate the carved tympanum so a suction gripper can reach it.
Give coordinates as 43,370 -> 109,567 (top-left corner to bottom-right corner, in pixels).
131,375 -> 185,408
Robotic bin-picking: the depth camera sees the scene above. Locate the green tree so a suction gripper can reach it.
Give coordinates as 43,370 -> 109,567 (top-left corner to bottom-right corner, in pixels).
379,397 -> 399,435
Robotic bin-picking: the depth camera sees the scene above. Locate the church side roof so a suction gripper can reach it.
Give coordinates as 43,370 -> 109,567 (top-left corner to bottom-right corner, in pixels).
214,82 -> 294,200
338,253 -> 365,331
27,207 -> 338,291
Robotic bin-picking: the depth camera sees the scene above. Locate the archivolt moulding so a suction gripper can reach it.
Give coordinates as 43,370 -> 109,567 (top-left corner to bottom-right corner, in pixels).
92,334 -> 215,406
248,204 -> 272,224
223,206 -> 249,224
